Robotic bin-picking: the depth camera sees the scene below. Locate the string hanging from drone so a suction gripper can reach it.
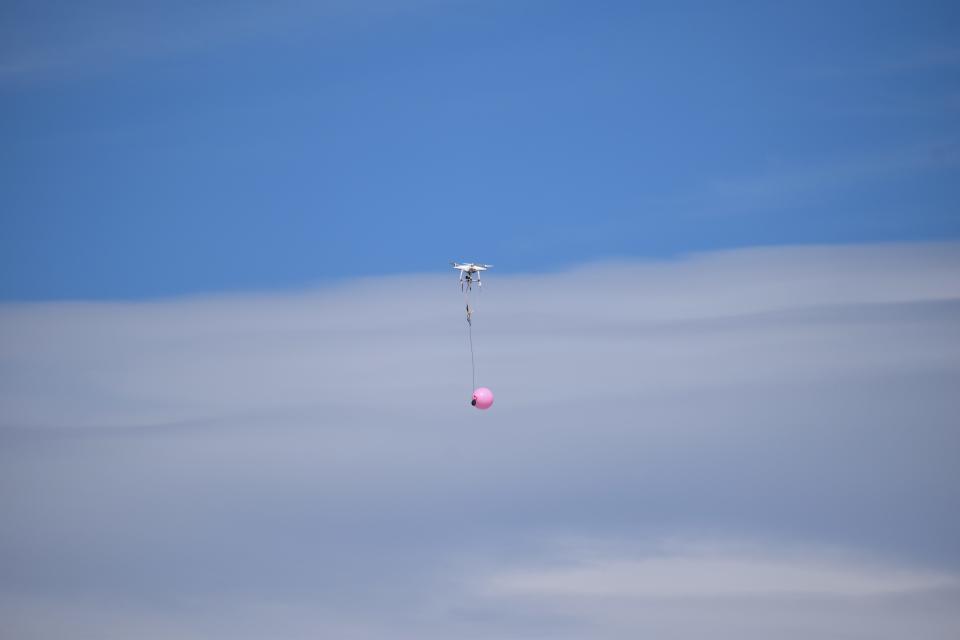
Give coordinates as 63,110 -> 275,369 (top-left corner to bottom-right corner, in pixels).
465,288 -> 475,390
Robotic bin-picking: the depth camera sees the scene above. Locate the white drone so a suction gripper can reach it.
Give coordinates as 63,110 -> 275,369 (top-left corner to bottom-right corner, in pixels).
451,262 -> 492,291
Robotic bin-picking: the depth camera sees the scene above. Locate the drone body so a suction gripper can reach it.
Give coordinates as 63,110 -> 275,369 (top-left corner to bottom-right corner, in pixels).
451,262 -> 492,291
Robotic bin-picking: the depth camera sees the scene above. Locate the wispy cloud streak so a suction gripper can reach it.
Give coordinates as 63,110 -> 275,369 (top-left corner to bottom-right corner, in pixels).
0,0 -> 458,84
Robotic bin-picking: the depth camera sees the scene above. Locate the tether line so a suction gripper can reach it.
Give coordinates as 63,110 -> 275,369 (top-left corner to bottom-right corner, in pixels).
469,320 -> 477,391
464,287 -> 478,392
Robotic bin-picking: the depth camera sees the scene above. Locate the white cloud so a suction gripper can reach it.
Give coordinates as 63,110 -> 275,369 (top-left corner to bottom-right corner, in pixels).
469,540 -> 960,639
1,242 -> 959,638
2,242 -> 958,427
485,545 -> 958,599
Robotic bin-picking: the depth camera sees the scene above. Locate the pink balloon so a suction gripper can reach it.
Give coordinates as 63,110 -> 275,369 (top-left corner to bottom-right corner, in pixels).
471,387 -> 494,410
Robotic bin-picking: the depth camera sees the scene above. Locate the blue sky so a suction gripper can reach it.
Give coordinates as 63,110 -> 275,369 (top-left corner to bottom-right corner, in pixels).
2,0 -> 958,299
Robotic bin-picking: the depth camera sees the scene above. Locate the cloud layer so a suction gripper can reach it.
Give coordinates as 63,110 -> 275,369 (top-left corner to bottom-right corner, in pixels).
2,243 -> 959,638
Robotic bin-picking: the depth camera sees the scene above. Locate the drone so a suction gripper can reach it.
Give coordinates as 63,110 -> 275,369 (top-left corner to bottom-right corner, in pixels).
451,262 -> 492,291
